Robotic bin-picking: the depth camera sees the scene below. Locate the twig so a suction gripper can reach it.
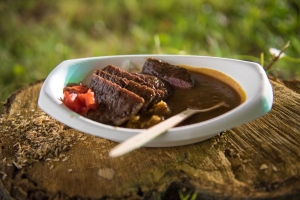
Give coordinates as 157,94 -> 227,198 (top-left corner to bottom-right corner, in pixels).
260,52 -> 264,67
265,41 -> 290,71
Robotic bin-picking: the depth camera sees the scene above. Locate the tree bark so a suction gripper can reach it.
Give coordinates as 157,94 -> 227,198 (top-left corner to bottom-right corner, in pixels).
0,80 -> 299,200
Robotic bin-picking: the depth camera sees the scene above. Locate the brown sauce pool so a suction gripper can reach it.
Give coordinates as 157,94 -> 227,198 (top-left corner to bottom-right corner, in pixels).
125,66 -> 246,128
165,66 -> 245,127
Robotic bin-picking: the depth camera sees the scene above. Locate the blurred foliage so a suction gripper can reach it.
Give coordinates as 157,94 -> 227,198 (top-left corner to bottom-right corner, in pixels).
0,0 -> 300,112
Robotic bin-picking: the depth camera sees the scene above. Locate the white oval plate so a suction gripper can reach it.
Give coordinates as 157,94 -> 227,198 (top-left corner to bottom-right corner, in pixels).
38,55 -> 273,147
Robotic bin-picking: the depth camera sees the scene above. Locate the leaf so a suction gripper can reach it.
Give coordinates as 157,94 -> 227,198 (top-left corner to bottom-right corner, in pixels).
13,64 -> 25,76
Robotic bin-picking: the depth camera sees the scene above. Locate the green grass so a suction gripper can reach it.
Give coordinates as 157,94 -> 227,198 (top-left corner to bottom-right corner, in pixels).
1,0 -> 300,112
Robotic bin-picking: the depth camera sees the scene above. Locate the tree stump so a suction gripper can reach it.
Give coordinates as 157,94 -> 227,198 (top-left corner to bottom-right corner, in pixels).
0,80 -> 299,200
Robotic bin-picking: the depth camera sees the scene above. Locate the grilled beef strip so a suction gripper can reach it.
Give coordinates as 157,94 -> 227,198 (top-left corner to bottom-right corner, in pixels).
142,58 -> 194,89
102,65 -> 166,103
94,69 -> 156,109
86,74 -> 144,126
133,73 -> 173,98
103,65 -> 150,86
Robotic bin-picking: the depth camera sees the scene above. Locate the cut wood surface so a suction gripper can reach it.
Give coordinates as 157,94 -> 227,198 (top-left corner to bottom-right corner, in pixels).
0,80 -> 299,200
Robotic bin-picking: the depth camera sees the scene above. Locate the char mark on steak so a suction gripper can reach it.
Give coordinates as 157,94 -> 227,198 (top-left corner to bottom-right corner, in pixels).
86,74 -> 144,126
142,58 -> 194,89
102,65 -> 168,103
94,69 -> 156,109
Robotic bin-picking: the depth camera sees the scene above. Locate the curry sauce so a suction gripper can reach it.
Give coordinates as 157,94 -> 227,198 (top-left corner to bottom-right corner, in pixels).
125,66 -> 245,128
165,67 -> 245,127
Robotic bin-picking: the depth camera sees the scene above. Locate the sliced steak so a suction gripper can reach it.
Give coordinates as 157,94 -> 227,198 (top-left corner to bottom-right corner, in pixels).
103,65 -> 150,87
94,70 -> 156,109
86,74 -> 144,126
142,58 -> 194,89
102,65 -> 167,103
133,73 -> 173,98
94,69 -> 129,88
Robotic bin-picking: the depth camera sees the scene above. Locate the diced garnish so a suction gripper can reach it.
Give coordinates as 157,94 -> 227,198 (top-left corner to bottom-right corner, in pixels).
60,84 -> 98,115
63,83 -> 89,93
79,89 -> 98,110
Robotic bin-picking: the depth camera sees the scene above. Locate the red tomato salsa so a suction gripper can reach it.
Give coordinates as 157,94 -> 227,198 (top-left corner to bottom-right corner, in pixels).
60,83 -> 98,115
